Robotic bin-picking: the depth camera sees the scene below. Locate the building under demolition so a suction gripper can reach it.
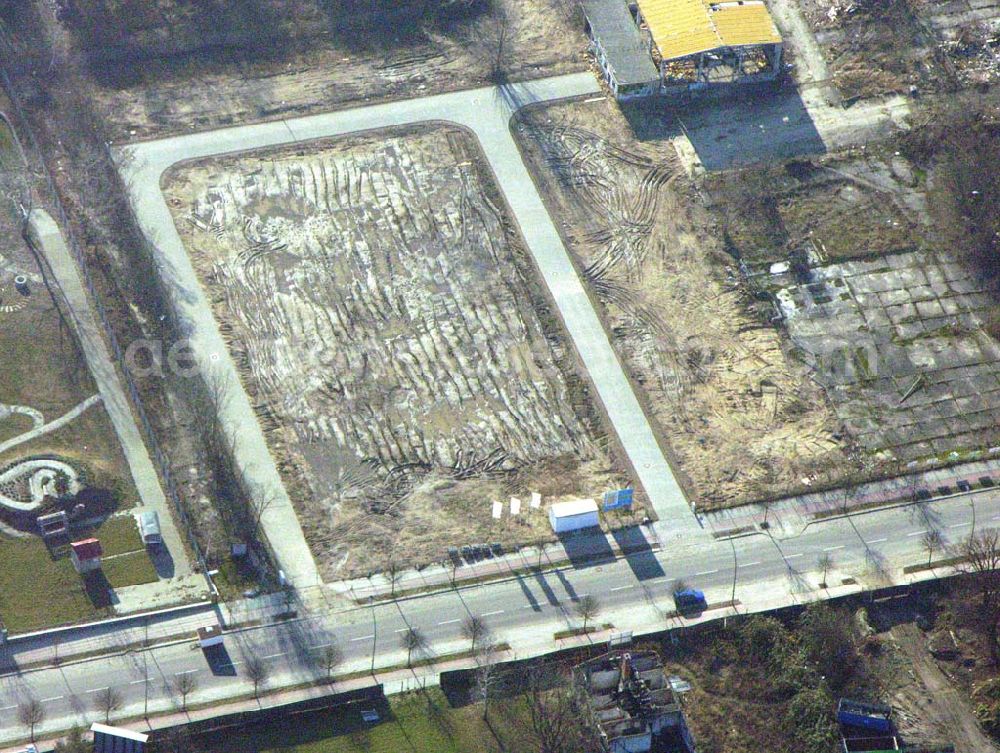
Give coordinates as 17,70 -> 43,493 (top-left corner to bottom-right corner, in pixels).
574,650 -> 696,753
582,0 -> 784,100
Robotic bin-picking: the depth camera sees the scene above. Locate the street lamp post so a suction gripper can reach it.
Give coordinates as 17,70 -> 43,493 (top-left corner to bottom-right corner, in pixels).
369,596 -> 377,677
730,538 -> 738,606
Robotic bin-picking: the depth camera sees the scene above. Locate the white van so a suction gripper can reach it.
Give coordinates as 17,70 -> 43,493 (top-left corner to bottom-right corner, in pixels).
138,510 -> 162,545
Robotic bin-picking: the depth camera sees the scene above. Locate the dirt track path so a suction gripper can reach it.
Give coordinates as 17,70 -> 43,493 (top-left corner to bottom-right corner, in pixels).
891,623 -> 1000,753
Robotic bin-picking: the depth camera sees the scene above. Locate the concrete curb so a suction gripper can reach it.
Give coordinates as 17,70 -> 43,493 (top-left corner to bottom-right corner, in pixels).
712,483 -> 994,543
351,541 -> 664,606
5,600 -> 214,645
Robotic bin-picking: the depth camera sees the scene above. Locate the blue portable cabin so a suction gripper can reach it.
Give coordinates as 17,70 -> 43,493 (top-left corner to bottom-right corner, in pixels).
837,698 -> 893,734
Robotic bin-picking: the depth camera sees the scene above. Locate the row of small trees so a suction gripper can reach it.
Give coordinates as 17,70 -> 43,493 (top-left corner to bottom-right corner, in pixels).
17,686 -> 122,743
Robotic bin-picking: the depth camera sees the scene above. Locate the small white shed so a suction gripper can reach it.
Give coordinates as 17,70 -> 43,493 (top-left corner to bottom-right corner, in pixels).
549,498 -> 599,534
197,624 -> 224,648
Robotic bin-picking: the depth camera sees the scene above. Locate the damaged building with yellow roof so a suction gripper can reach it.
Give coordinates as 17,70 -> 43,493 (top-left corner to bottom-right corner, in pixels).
581,0 -> 784,99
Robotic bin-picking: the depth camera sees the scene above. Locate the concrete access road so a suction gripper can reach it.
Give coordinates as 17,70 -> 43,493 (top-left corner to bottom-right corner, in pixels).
116,68 -> 919,587
0,67 -> 920,748
26,210 -> 192,577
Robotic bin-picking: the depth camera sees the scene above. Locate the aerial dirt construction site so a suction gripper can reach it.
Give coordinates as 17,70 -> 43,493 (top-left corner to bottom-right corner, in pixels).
122,0 -> 1000,580
164,124 -> 633,579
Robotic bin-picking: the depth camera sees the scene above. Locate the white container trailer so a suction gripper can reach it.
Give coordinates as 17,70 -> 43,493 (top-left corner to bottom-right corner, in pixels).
549,498 -> 600,534
197,625 -> 224,648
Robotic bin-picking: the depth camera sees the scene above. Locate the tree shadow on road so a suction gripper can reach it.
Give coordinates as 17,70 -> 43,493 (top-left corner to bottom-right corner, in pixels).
611,526 -> 665,581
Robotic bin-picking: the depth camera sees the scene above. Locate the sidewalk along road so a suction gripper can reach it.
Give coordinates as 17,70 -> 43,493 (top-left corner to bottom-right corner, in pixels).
26,210 -> 192,577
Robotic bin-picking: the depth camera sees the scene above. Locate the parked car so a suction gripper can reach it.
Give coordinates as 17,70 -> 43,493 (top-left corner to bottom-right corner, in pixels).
138,510 -> 162,545
673,588 -> 706,613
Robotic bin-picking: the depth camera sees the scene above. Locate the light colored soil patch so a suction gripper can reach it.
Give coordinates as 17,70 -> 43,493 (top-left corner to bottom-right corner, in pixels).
164,124 -> 629,578
514,99 -> 846,509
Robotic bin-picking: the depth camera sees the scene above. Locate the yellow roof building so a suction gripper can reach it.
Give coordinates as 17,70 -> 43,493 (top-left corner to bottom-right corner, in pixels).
636,0 -> 782,61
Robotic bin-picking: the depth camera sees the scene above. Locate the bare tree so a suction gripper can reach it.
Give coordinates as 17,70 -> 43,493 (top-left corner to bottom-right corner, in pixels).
760,498 -> 775,529
817,553 -> 833,588
575,595 -> 601,633
249,483 -> 277,542
93,686 -> 123,723
461,614 -> 490,655
173,672 -> 197,713
244,655 -> 270,699
281,583 -> 297,613
386,558 -> 404,598
474,640 -> 503,723
471,3 -> 515,83
17,697 -> 45,741
400,627 -> 427,667
523,663 -> 591,753
960,528 -> 1000,663
314,643 -> 344,683
922,529 -> 944,567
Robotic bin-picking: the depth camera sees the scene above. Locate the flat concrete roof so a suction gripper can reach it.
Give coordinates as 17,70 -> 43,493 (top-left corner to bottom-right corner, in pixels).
550,498 -> 599,517
581,0 -> 659,86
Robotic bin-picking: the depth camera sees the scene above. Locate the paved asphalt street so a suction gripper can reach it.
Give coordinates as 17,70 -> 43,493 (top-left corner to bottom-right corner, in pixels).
1,485 -> 994,744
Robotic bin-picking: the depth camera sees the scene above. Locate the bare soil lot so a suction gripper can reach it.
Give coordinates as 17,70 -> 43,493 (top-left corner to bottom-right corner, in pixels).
514,99 -> 847,509
164,124 -> 632,579
868,585 -> 1000,752
800,0 -> 1000,99
75,0 -> 587,140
